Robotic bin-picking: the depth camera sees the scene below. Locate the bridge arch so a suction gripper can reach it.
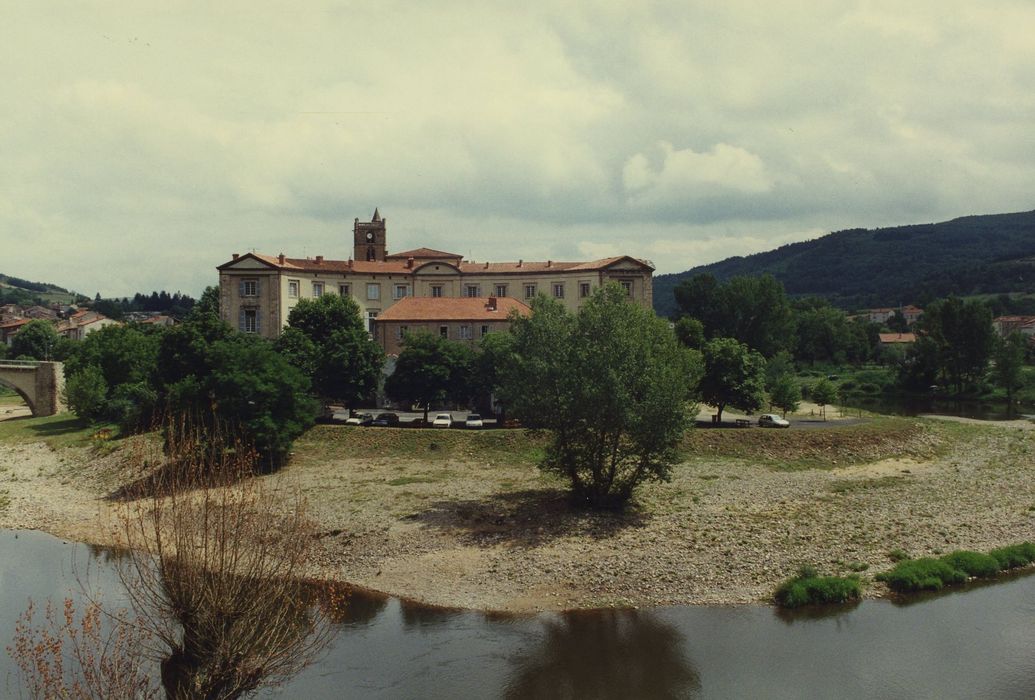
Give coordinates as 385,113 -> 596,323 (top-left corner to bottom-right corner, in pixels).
0,361 -> 65,417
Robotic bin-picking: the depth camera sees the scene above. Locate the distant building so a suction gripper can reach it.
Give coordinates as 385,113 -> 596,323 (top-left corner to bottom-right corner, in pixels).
993,316 -> 1035,339
217,210 -> 654,340
56,311 -> 120,341
865,305 -> 923,326
138,314 -> 178,327
0,318 -> 33,346
374,296 -> 531,355
878,332 -> 916,345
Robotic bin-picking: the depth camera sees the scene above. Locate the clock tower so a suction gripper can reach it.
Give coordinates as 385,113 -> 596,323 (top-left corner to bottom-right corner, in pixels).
353,208 -> 387,262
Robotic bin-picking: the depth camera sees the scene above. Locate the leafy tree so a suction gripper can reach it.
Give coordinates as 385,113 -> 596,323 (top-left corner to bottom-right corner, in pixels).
993,333 -> 1027,405
10,320 -> 60,360
500,287 -> 702,509
674,274 -> 795,357
469,331 -> 516,416
769,374 -> 801,417
277,294 -> 383,407
811,378 -> 837,420
886,310 -> 910,333
699,337 -> 766,423
64,365 -> 108,421
673,317 -> 705,350
156,319 -> 316,468
764,350 -> 795,391
913,297 -> 994,394
191,285 -> 220,319
385,332 -> 473,423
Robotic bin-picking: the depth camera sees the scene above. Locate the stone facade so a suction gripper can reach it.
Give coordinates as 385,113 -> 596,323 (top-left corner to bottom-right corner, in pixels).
217,211 -> 655,344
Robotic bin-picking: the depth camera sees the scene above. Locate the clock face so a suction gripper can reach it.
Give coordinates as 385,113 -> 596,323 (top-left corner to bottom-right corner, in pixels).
366,232 -> 374,241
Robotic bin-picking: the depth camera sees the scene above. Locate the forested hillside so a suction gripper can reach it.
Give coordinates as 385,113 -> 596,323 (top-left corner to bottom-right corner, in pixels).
653,210 -> 1035,317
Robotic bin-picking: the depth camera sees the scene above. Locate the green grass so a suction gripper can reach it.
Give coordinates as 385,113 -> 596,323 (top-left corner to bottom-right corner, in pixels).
0,413 -> 113,449
774,565 -> 863,608
829,475 -> 908,494
876,543 -> 1035,593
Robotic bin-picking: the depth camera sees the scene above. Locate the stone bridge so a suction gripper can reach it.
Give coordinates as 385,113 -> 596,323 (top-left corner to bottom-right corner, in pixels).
0,360 -> 65,416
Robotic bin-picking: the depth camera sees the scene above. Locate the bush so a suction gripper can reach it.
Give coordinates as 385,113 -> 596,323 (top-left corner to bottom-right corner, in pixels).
990,542 -> 1035,570
774,567 -> 862,608
64,366 -> 108,421
941,550 -> 1000,579
876,557 -> 967,592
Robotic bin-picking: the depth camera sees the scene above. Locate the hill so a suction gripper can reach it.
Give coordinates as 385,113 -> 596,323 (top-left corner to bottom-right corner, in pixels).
0,274 -> 82,306
653,210 -> 1035,317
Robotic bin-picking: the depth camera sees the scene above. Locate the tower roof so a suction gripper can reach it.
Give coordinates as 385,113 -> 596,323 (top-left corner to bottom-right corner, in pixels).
371,208 -> 381,222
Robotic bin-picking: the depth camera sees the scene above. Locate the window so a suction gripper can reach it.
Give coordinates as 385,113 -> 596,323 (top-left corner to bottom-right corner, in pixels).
366,310 -> 378,334
367,283 -> 380,301
620,280 -> 633,296
312,282 -> 324,297
396,325 -> 408,340
553,283 -> 565,299
288,280 -> 299,298
579,282 -> 591,298
240,308 -> 258,334
431,285 -> 443,298
480,325 -> 489,337
339,284 -> 350,297
524,284 -> 536,299
464,285 -> 480,298
494,284 -> 507,297
439,325 -> 449,338
394,284 -> 409,300
240,279 -> 258,297
459,325 -> 472,340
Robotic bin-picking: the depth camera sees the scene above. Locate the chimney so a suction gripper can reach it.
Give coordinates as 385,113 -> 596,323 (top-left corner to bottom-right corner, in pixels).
517,259 -> 523,268
348,259 -> 353,269
315,255 -> 324,265
484,261 -> 489,269
407,257 -> 414,269
487,297 -> 498,311
547,260 -> 552,268
232,253 -> 239,260
278,253 -> 285,264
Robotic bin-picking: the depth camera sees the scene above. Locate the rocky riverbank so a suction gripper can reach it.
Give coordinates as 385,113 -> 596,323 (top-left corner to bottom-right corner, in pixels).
2,416 -> 1034,613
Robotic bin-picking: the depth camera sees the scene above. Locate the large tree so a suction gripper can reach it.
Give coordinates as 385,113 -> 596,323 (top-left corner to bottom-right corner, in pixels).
384,332 -> 474,423
276,294 -> 383,407
674,274 -> 795,357
914,297 -> 994,394
699,337 -> 767,423
10,320 -> 60,360
500,285 -> 701,509
993,333 -> 1027,406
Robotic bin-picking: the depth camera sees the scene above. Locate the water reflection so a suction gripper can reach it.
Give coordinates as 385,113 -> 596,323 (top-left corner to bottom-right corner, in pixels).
504,609 -> 700,699
773,599 -> 861,624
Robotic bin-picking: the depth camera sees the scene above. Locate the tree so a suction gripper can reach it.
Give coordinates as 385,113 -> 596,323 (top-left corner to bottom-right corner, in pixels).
673,316 -> 705,350
674,274 -> 795,357
64,364 -> 108,421
886,310 -> 910,333
913,297 -> 994,394
277,294 -> 383,407
385,332 -> 474,423
157,320 -> 317,469
10,320 -> 59,360
500,286 -> 702,509
811,378 -> 837,420
769,374 -> 801,417
699,337 -> 766,423
993,333 -> 1027,406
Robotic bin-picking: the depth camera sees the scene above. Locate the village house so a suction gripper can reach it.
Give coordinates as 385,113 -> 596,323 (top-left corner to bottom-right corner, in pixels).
993,315 -> 1035,340
373,296 -> 531,355
217,210 -> 654,351
878,332 -> 916,346
55,310 -> 120,341
865,305 -> 923,326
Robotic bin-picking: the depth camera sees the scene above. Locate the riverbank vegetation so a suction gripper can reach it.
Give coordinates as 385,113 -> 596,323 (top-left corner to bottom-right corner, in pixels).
774,566 -> 862,608
876,543 -> 1035,592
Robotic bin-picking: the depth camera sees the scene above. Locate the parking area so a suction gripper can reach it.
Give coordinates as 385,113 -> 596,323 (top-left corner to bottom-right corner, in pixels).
326,408 -> 500,429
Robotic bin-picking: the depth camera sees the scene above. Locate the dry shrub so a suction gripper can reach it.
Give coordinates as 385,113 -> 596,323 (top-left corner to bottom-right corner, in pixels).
11,412 -> 344,699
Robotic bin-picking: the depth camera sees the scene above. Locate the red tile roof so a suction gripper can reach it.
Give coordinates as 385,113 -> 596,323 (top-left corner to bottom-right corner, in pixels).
0,318 -> 33,330
879,333 -> 916,343
385,248 -> 463,260
220,252 -> 653,275
376,297 -> 531,322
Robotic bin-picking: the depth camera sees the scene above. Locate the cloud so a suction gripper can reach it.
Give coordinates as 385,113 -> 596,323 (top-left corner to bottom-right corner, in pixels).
2,1 -> 1034,296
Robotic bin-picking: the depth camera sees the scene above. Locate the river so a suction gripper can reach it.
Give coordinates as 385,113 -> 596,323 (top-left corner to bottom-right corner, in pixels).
2,529 -> 1034,698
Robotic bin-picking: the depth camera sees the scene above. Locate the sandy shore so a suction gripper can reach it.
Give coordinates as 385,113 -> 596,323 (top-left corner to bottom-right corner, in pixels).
2,416 -> 1034,613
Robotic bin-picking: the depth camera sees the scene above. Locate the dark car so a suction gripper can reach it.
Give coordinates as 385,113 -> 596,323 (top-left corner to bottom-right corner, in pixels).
372,412 -> 400,427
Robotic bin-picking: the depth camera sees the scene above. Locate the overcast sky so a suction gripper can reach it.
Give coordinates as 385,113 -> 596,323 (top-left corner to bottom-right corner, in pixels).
3,1 -> 1034,298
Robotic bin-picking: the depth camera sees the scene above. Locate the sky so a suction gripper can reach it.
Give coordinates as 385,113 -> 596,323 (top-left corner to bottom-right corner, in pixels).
3,1 -> 1035,298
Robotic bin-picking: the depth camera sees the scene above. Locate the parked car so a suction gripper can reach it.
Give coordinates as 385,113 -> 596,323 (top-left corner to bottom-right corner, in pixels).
432,413 -> 453,428
345,412 -> 374,426
465,413 -> 483,429
372,412 -> 400,427
758,413 -> 790,428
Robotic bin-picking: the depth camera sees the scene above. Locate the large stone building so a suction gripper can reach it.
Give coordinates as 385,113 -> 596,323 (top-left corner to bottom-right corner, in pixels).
217,210 -> 654,345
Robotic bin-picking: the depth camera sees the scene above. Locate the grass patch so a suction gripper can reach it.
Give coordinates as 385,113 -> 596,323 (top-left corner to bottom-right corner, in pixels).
876,542 -> 1035,592
774,565 -> 862,608
0,413 -> 111,449
386,470 -> 454,487
829,475 -> 908,494
684,417 -> 940,471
